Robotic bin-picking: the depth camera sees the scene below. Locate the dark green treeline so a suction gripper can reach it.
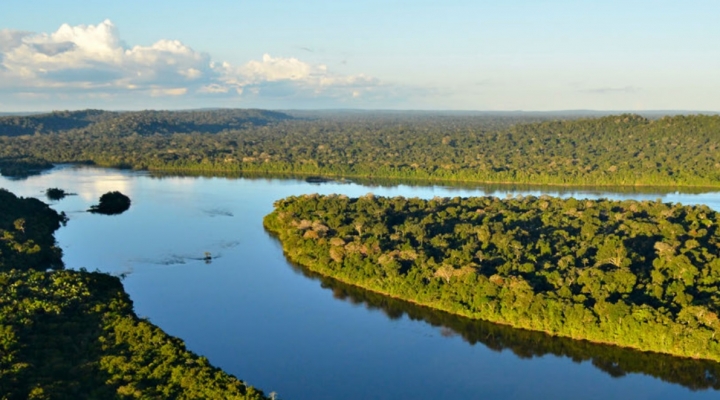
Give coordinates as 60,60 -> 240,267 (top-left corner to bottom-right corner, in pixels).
264,194 -> 720,361
1,111 -> 720,187
0,188 -> 269,399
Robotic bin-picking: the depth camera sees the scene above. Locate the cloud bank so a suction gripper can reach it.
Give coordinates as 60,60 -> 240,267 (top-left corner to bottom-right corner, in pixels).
0,20 -> 388,107
581,86 -> 640,95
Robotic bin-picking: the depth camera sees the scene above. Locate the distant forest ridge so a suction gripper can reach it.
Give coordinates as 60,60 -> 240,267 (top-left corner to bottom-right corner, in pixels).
0,110 -> 719,187
0,108 -> 293,136
0,108 -> 718,137
282,109 -> 720,119
1,108 -> 719,117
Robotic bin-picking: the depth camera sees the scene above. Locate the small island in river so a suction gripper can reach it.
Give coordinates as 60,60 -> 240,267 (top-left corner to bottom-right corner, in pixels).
265,193 -> 720,362
46,187 -> 74,201
89,190 -> 131,215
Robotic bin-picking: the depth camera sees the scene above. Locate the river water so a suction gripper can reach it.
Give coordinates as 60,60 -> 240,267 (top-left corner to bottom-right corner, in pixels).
2,165 -> 720,400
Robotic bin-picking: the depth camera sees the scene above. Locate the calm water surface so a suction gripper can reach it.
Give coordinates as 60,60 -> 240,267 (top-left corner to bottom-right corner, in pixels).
3,165 -> 720,400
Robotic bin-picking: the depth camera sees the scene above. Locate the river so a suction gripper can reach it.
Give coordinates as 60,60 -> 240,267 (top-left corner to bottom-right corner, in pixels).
2,164 -> 720,400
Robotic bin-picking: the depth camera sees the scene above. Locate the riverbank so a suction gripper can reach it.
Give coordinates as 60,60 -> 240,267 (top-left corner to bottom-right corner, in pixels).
264,193 -> 720,363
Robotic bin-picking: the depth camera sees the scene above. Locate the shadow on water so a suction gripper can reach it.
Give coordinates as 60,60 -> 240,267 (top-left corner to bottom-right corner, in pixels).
283,259 -> 720,392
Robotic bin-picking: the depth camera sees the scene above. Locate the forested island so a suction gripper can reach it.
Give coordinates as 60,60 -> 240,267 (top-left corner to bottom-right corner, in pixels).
264,194 -> 720,361
89,191 -> 131,215
0,109 -> 719,187
46,188 -> 73,201
0,188 -> 269,399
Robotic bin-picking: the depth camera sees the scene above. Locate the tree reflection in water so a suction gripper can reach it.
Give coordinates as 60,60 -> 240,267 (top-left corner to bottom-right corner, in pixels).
287,261 -> 720,392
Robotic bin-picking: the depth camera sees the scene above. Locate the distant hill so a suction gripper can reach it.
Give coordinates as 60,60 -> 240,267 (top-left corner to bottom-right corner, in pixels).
0,112 -> 43,117
282,109 -> 720,120
0,109 -> 293,137
0,110 -> 111,136
2,109 -> 717,137
1,110 -> 719,187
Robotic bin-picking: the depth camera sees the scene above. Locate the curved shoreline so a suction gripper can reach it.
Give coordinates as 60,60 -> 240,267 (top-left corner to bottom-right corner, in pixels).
268,232 -> 708,360
8,161 -> 720,190
263,195 -> 720,364
146,166 -> 720,190
286,258 -> 720,391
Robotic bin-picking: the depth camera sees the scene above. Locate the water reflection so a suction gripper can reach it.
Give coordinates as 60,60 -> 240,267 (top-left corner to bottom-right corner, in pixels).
342,177 -> 720,196
147,170 -> 720,195
285,261 -> 720,392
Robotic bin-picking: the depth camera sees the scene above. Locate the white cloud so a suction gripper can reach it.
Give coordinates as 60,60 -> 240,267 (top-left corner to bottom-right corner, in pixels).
243,54 -> 312,82
151,87 -> 188,97
0,30 -> 31,53
581,86 -> 640,94
0,19 -> 391,105
180,68 -> 202,80
198,83 -> 230,94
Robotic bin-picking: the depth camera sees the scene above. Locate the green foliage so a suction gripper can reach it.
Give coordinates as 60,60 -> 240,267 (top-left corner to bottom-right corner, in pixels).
0,270 -> 267,400
0,189 -> 270,399
265,194 -> 720,361
0,109 -> 291,137
0,157 -> 54,179
1,111 -> 719,187
89,191 -> 131,215
0,189 -> 66,271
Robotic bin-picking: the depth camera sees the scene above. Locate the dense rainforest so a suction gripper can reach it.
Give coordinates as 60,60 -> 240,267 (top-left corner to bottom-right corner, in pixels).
0,188 -> 269,399
1,110 -> 719,187
264,194 -> 720,361
0,109 -> 291,137
0,189 -> 66,272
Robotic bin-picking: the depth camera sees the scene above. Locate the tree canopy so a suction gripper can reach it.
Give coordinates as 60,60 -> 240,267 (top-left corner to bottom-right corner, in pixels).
0,109 -> 292,137
0,188 -> 66,271
89,191 -> 131,215
2,111 -> 719,187
265,193 -> 720,361
0,188 -> 270,399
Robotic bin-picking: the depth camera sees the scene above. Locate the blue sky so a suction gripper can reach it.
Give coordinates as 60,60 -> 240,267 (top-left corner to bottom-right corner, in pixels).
0,0 -> 718,111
